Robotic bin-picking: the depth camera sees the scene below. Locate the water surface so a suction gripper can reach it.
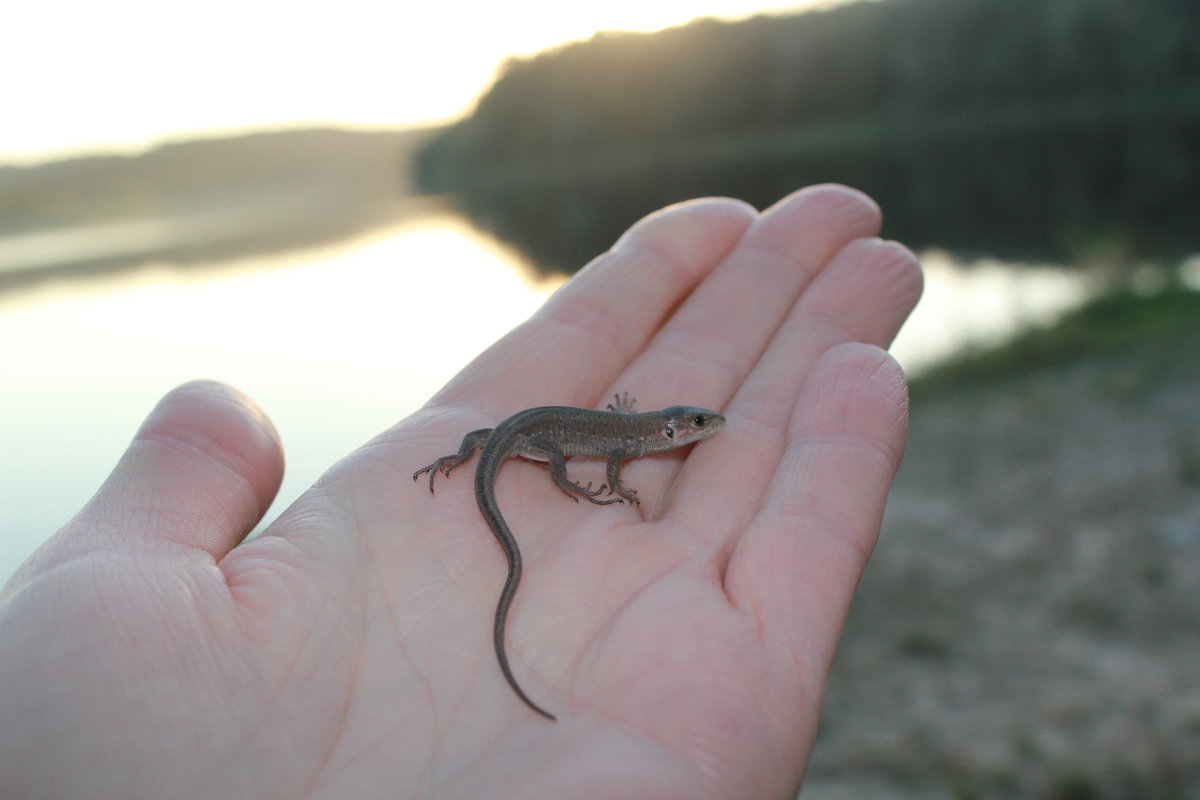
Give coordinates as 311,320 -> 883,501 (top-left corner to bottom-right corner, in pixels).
0,213 -> 1089,584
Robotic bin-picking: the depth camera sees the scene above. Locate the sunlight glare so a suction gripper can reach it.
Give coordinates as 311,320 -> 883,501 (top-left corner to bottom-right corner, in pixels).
3,0 -> 818,162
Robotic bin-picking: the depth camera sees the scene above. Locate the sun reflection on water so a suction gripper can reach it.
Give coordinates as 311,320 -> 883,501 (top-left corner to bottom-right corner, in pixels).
0,212 -> 563,583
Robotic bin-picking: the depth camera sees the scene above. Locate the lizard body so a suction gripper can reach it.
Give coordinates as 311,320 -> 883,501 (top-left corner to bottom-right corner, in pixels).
413,394 -> 724,720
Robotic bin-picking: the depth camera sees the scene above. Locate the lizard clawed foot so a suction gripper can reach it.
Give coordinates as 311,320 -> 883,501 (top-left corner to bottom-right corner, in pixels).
606,392 -> 637,414
413,458 -> 462,494
608,484 -> 640,505
568,480 -> 624,505
565,479 -> 605,497
580,480 -> 607,497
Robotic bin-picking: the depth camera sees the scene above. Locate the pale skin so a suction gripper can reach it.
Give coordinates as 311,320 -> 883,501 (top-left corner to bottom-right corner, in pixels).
0,185 -> 922,800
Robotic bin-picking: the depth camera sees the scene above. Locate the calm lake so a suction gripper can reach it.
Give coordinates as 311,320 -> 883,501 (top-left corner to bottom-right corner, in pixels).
0,205 -> 1090,584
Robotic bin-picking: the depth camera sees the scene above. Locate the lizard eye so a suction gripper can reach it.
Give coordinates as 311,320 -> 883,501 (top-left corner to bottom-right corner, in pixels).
692,415 -> 707,427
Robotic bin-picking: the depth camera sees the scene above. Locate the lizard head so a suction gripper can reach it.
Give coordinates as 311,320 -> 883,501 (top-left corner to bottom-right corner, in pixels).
659,406 -> 725,447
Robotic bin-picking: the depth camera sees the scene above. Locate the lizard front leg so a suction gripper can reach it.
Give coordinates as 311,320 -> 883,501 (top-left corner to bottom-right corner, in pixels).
542,443 -> 623,505
604,451 -> 641,505
606,392 -> 637,414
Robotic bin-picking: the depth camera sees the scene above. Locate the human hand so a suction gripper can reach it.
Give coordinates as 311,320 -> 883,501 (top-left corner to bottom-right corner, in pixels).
0,185 -> 921,799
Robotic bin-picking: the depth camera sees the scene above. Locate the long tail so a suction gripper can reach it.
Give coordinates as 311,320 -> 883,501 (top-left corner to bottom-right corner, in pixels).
493,558 -> 557,721
477,443 -> 557,721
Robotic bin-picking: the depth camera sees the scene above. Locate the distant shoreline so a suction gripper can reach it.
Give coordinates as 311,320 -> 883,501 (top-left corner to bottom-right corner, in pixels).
0,196 -> 451,294
0,126 -> 442,292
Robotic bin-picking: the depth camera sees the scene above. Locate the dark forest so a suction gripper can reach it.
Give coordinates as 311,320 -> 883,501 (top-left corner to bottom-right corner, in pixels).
416,0 -> 1200,275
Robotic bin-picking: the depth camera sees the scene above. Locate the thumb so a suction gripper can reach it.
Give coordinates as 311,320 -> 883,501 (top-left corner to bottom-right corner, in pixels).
12,381 -> 284,585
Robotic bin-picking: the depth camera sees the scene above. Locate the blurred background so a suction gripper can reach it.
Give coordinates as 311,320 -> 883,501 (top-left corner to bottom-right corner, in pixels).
2,0 -> 1197,796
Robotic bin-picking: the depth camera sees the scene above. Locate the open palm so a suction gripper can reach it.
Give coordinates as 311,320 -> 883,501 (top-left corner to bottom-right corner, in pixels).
0,186 -> 921,800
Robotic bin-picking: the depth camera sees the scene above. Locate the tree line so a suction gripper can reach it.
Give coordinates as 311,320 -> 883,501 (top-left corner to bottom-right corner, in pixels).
415,0 -> 1200,275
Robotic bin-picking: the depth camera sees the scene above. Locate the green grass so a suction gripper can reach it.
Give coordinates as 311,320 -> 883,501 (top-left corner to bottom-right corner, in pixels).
911,287 -> 1200,397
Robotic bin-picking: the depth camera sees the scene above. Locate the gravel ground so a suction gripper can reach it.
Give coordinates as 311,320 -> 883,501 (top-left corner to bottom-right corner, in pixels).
802,332 -> 1200,800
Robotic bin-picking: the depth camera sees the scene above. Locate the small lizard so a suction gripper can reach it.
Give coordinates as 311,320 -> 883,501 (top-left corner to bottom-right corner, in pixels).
413,393 -> 725,720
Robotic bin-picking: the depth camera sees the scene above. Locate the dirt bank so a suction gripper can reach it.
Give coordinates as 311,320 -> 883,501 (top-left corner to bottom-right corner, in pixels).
805,290 -> 1200,800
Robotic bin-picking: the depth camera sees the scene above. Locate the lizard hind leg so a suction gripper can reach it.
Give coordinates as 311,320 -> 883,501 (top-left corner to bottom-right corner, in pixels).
412,428 -> 492,493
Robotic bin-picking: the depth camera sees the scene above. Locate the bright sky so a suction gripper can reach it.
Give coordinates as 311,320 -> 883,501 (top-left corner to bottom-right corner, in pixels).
4,1 -> 821,165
